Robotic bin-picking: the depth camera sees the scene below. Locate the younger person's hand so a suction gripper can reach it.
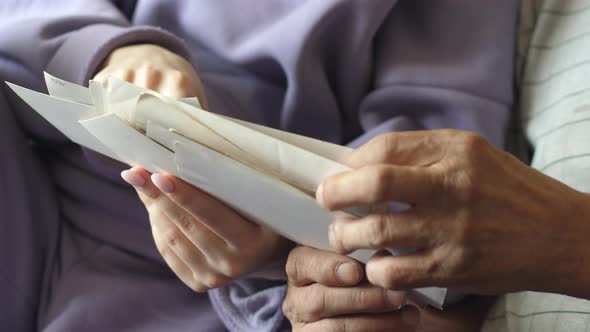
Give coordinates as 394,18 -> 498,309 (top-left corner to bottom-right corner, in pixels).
121,167 -> 292,292
93,43 -> 208,105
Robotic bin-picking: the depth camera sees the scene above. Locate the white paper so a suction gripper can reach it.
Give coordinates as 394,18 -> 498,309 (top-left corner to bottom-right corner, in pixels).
5,73 -> 448,308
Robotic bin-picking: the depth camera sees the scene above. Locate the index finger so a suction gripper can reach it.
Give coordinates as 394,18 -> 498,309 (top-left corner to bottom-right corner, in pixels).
317,164 -> 439,211
151,173 -> 260,244
341,131 -> 449,168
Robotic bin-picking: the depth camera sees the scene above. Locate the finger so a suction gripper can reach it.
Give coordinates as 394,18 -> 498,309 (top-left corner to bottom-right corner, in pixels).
135,65 -> 162,90
121,166 -> 150,189
150,207 -> 208,272
340,130 -> 450,168
160,70 -> 196,98
317,164 -> 438,210
110,69 -> 135,83
150,173 -> 259,244
150,207 -> 232,288
285,246 -> 363,287
330,212 -> 432,253
285,283 -> 407,323
121,167 -> 160,204
294,308 -> 420,332
153,187 -> 229,258
94,69 -> 135,86
149,223 -> 208,292
366,251 -> 440,290
134,171 -> 229,259
92,71 -> 110,85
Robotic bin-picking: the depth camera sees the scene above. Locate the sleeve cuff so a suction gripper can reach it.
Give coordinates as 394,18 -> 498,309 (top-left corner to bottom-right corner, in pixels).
46,24 -> 193,85
209,280 -> 288,332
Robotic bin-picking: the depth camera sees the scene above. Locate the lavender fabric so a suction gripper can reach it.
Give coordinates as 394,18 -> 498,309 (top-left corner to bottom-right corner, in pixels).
0,1 -> 517,331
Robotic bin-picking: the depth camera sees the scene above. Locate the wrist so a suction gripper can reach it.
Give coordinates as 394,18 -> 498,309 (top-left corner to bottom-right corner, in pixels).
570,192 -> 590,299
546,190 -> 590,299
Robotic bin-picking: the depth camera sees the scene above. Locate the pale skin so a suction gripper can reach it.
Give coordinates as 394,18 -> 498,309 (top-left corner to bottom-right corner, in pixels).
96,44 -> 291,292
283,246 -> 493,332
317,130 -> 590,300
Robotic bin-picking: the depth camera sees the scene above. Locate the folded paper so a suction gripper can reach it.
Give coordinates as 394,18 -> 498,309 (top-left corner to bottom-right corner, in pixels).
6,73 -> 448,308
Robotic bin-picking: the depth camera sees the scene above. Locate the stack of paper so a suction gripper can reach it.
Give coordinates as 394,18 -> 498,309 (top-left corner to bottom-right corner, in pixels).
6,73 -> 449,308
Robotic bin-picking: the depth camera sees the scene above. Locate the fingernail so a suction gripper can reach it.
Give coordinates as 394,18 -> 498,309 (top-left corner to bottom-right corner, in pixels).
151,173 -> 175,193
316,182 -> 325,207
121,169 -> 146,188
336,262 -> 361,285
402,307 -> 420,326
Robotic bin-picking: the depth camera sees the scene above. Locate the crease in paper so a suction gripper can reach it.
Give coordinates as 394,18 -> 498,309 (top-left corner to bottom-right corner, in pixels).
5,72 -> 450,309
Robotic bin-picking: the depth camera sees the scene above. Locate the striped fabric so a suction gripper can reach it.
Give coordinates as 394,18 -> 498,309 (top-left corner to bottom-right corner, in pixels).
482,0 -> 590,331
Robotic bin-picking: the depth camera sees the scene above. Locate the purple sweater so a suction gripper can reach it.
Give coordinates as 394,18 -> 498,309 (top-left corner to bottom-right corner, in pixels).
0,1 -> 517,331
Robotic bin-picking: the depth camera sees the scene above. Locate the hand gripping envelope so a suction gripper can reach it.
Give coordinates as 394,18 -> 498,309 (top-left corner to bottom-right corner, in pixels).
6,73 -> 451,308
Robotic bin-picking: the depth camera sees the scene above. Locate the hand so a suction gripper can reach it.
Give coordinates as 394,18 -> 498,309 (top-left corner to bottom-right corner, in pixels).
283,246 -> 418,331
317,130 -> 590,298
121,167 -> 292,291
93,43 -> 208,105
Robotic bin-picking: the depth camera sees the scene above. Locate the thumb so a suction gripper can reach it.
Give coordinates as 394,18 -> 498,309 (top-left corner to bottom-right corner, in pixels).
286,246 -> 364,287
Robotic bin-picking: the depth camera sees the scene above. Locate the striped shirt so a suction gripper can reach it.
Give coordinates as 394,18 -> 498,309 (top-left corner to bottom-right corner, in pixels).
482,1 -> 590,331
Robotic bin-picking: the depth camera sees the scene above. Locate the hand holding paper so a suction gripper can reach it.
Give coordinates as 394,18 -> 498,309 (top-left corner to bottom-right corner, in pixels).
93,43 -> 208,102
123,167 -> 291,291
5,72 -> 449,308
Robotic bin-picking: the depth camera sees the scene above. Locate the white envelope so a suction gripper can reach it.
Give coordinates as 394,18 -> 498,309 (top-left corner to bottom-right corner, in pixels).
5,73 -> 448,308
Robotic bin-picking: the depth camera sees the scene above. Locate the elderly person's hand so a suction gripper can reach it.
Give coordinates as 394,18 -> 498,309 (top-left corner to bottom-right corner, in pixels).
283,246 -> 417,331
317,130 -> 590,299
283,246 -> 494,332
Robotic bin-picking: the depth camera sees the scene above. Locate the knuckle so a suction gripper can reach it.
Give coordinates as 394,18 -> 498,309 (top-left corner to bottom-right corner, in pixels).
155,240 -> 172,259
168,70 -> 190,85
140,64 -> 157,75
366,166 -> 391,202
141,187 -> 162,200
371,134 -> 397,159
92,72 -> 108,83
304,288 -> 327,321
217,258 -> 244,278
439,165 -> 479,203
366,215 -> 389,248
457,133 -> 489,159
350,287 -> 385,309
187,277 -> 208,293
282,292 -> 297,321
202,273 -> 229,289
174,212 -> 195,234
162,228 -> 183,249
423,256 -> 442,277
286,249 -> 303,282
368,263 -> 401,290
121,69 -> 134,81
